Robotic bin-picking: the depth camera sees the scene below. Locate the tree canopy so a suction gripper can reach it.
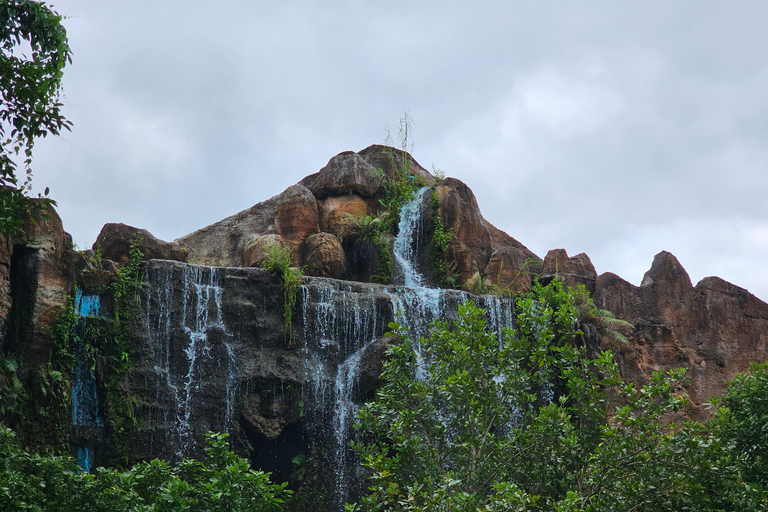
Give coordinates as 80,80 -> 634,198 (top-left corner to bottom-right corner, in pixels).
0,429 -> 291,511
0,0 -> 71,233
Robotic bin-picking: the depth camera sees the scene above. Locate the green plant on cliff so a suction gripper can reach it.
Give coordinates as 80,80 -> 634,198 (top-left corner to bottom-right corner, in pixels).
428,191 -> 452,286
569,284 -> 633,346
262,242 -> 303,345
102,235 -> 145,464
0,0 -> 72,234
110,235 -> 145,364
0,355 -> 25,421
379,114 -> 426,235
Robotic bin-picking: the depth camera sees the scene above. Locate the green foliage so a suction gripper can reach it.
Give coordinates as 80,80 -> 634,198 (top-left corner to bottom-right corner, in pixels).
378,167 -> 422,236
710,361 -> 768,493
0,425 -> 80,511
353,281 -> 768,511
345,212 -> 389,242
261,242 -> 303,345
570,284 -> 633,345
462,271 -> 490,295
431,165 -> 445,182
371,235 -> 393,285
49,294 -> 77,373
101,236 -> 144,464
0,354 -> 25,421
429,210 -> 452,287
0,0 -> 72,233
0,427 -> 290,511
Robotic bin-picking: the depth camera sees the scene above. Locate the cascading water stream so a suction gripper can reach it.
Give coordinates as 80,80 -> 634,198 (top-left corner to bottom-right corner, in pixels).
72,288 -> 106,472
393,187 -> 430,287
143,263 -> 237,461
301,281 -> 384,510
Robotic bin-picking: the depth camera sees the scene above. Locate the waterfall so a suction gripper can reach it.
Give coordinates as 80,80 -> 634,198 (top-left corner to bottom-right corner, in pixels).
393,187 -> 430,287
142,263 -> 236,461
72,288 -> 106,472
76,447 -> 92,473
128,188 -> 520,510
300,280 -> 387,509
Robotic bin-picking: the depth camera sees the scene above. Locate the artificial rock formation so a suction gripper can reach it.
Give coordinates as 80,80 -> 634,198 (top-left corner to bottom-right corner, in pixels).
594,251 -> 768,422
94,223 -> 187,266
2,145 -> 768,510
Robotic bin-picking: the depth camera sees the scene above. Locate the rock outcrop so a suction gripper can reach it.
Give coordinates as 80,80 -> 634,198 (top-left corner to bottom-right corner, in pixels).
3,208 -> 73,367
175,145 -> 538,289
594,251 -> 768,422
540,249 -> 598,293
94,223 -> 188,265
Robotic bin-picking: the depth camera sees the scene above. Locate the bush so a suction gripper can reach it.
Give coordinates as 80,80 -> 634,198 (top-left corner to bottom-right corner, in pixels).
0,428 -> 290,511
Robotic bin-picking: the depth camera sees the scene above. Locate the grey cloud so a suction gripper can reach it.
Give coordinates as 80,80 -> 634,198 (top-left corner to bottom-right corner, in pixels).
29,0 -> 768,301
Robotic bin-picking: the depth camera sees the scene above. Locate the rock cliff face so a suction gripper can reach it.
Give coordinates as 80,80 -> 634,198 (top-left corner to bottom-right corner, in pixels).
1,146 -> 768,510
594,251 -> 768,422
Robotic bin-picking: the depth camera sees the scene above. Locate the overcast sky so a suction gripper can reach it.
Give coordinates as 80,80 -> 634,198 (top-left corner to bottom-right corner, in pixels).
31,1 -> 768,301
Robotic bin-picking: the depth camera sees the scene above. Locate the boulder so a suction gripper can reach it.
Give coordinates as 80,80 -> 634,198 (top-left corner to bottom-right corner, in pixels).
300,233 -> 345,279
319,194 -> 369,237
94,223 -> 187,266
273,185 -> 319,246
540,249 -> 598,293
74,250 -> 119,290
433,178 -> 493,284
485,246 -> 533,293
300,151 -> 383,199
357,144 -> 435,189
242,234 -> 291,268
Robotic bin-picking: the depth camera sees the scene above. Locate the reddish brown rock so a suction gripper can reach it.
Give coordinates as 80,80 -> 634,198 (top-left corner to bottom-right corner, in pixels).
6,207 -> 74,368
485,246 -> 534,294
175,183 -> 312,267
242,234 -> 291,268
541,249 -> 598,293
319,195 -> 369,238
433,179 -> 492,285
94,223 -> 188,266
594,251 -> 768,422
357,145 -> 435,189
300,233 -> 345,279
434,178 -> 539,286
273,185 -> 319,248
300,151 -> 383,199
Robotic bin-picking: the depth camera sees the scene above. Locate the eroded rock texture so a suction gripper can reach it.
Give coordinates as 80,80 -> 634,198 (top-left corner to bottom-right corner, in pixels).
593,251 -> 768,422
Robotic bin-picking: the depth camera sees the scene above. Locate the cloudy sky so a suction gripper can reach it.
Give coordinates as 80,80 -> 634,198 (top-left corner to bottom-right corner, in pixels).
31,1 -> 768,301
